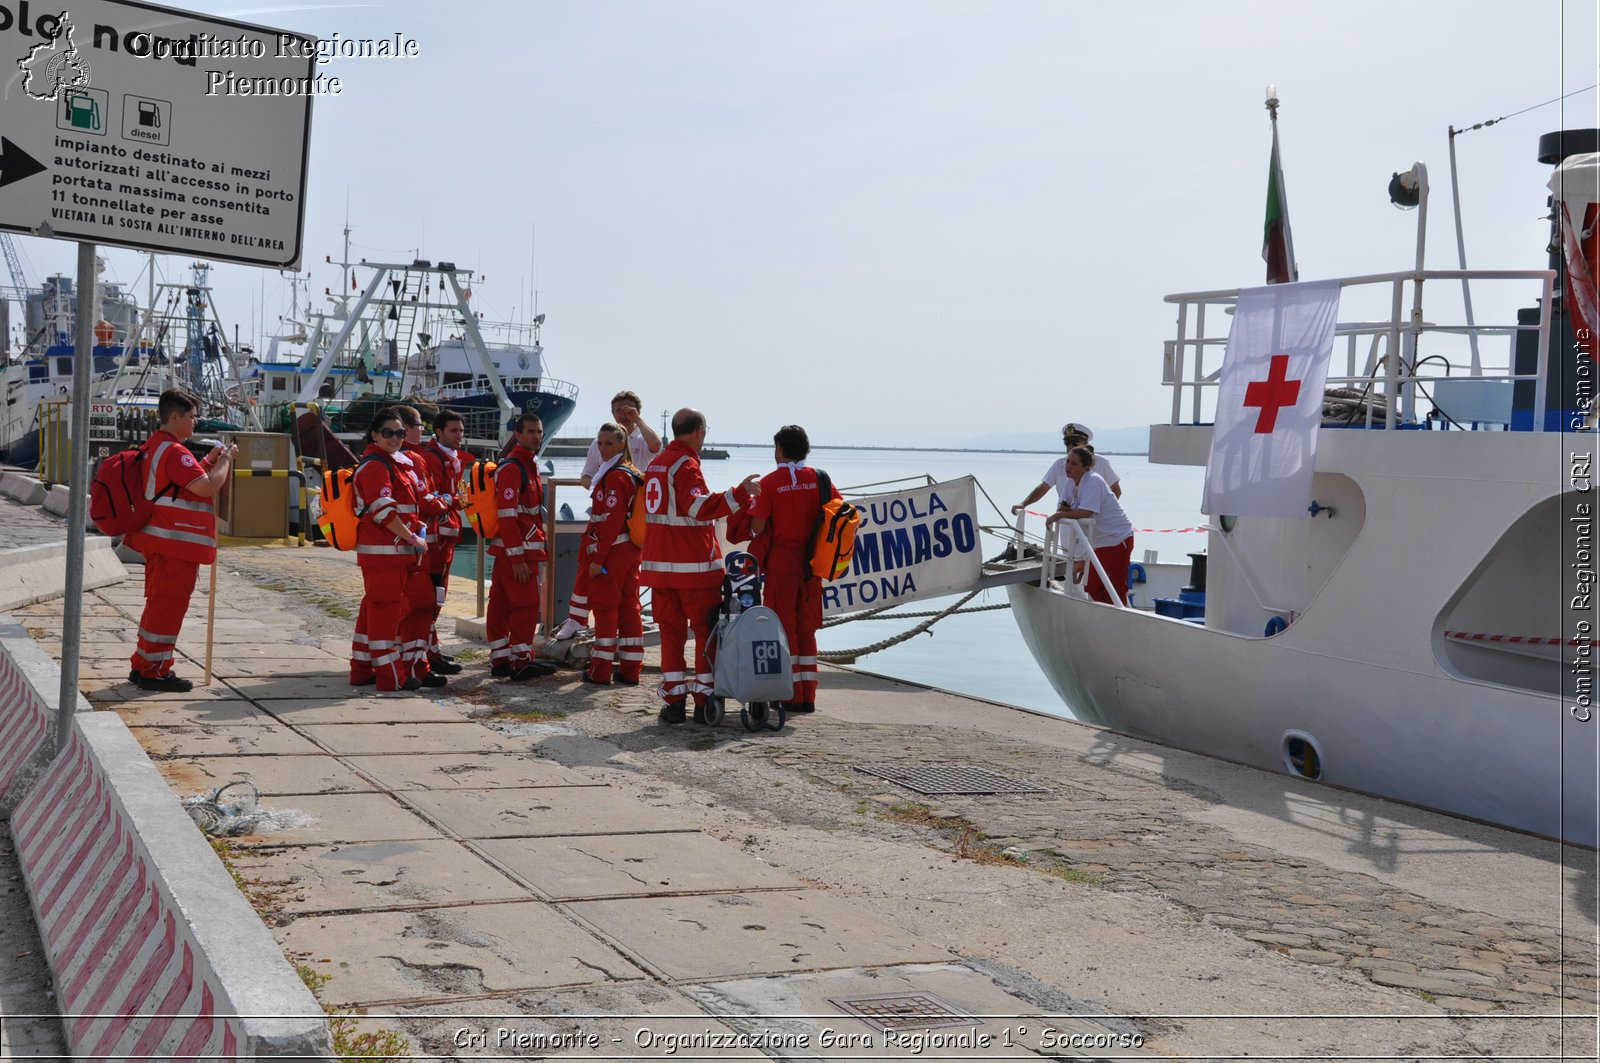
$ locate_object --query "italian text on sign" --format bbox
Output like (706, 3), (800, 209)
(820, 476), (982, 616)
(0, 0), (315, 267)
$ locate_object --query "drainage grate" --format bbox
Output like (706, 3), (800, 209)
(855, 762), (1050, 796)
(829, 992), (976, 1032)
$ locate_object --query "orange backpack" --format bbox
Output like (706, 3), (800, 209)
(809, 470), (860, 581)
(316, 455), (395, 550)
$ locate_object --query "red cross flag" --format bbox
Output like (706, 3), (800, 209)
(1203, 279), (1342, 518)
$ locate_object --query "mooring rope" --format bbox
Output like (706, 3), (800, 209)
(827, 601), (1012, 623)
(819, 590), (984, 660)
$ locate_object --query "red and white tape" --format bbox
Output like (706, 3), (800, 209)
(1444, 631), (1596, 647)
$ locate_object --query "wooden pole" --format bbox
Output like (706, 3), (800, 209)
(204, 559), (218, 685)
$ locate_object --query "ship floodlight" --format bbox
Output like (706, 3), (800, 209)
(1388, 168), (1422, 209)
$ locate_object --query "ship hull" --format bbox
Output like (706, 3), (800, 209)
(1009, 428), (1597, 847)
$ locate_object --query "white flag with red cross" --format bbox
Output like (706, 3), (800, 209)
(1203, 279), (1342, 519)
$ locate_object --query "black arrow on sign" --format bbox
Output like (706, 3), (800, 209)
(0, 137), (46, 189)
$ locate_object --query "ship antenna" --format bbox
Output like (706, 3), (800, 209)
(1444, 84), (1599, 375)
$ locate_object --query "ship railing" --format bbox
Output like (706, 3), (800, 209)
(432, 375), (580, 402)
(1016, 509), (1128, 607)
(1162, 269), (1561, 431)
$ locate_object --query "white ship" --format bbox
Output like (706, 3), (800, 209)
(1010, 128), (1599, 846)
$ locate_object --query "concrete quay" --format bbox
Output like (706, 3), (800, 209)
(1, 490), (1598, 1059)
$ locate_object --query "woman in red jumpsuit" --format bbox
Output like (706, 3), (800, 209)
(581, 423), (644, 686)
(350, 409), (435, 692)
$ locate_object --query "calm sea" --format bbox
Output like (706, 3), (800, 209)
(466, 445), (1209, 719)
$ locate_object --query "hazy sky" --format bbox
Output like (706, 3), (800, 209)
(9, 0), (1598, 446)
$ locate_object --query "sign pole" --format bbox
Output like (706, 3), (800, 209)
(55, 240), (95, 752)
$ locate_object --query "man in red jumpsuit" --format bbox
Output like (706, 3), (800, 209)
(487, 414), (555, 682)
(404, 408), (467, 675)
(127, 389), (237, 692)
(640, 408), (760, 724)
(749, 424), (838, 715)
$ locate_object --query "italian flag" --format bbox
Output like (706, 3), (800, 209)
(1263, 124), (1297, 285)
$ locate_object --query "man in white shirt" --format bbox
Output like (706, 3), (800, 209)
(579, 390), (661, 487)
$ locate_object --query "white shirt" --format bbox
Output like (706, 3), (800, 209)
(1065, 471), (1134, 549)
(581, 426), (654, 482)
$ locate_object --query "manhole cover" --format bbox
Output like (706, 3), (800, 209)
(855, 762), (1049, 795)
(829, 992), (975, 1032)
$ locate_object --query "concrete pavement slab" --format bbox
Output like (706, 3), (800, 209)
(233, 840), (533, 914)
(477, 834), (805, 900)
(155, 754), (375, 796)
(221, 673), (403, 698)
(199, 643), (346, 662)
(230, 792), (441, 845)
(255, 697), (466, 724)
(297, 722), (531, 755)
(356, 753), (599, 791)
(204, 656), (351, 678)
(399, 786), (686, 839)
(685, 962), (1153, 1060)
(81, 677), (240, 703)
(132, 720), (326, 757)
(276, 903), (648, 1007)
(108, 698), (276, 727)
(566, 890), (951, 981)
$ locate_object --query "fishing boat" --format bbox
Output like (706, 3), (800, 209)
(1, 261), (250, 468)
(1009, 127), (1599, 846)
(250, 234), (576, 456)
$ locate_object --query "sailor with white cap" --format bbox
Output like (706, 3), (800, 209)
(1012, 421), (1122, 519)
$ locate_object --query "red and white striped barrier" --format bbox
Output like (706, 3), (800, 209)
(0, 629), (49, 797)
(2, 625), (330, 1060)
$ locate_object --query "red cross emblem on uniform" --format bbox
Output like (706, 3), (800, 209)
(1243, 354), (1302, 434)
(644, 477), (664, 513)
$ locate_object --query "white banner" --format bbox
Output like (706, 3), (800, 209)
(1204, 279), (1342, 519)
(821, 476), (982, 616)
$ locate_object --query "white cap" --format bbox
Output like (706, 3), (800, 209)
(1061, 422), (1094, 443)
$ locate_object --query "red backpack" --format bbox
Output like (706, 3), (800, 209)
(90, 441), (175, 538)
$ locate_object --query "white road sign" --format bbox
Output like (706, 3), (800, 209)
(0, 0), (315, 267)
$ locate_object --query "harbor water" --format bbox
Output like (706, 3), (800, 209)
(458, 444), (1208, 719)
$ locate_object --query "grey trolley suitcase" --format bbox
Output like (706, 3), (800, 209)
(704, 551), (792, 731)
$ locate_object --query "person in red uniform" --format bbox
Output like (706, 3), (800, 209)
(395, 406), (455, 680)
(581, 422), (644, 686)
(394, 406), (451, 686)
(487, 413), (555, 682)
(349, 408), (436, 692)
(748, 424), (838, 715)
(127, 389), (236, 692)
(416, 409), (468, 675)
(556, 389), (664, 642)
(640, 408), (760, 724)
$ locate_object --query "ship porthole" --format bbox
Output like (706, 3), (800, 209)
(1282, 731), (1323, 781)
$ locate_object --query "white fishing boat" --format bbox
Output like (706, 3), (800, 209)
(1, 260), (252, 467)
(249, 230), (577, 453)
(1009, 126), (1599, 846)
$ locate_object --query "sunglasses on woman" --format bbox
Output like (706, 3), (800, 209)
(377, 427), (406, 439)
